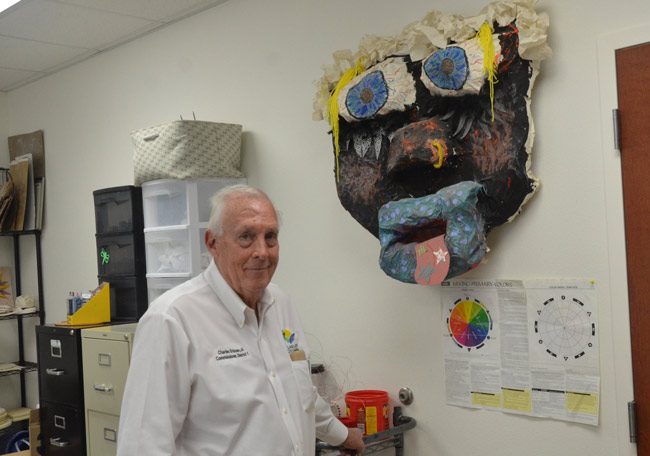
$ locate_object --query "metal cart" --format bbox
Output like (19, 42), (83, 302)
(316, 407), (416, 456)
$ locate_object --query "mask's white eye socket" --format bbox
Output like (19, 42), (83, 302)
(420, 39), (486, 96)
(345, 71), (389, 120)
(423, 46), (469, 90)
(338, 58), (417, 123)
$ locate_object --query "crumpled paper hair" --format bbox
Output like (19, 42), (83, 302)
(313, 0), (551, 122)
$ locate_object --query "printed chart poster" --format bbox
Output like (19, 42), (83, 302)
(441, 279), (599, 426)
(442, 280), (504, 410)
(526, 279), (599, 425)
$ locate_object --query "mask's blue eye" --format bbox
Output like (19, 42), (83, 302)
(345, 71), (389, 120)
(423, 46), (469, 91)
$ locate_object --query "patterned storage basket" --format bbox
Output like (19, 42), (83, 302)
(131, 121), (243, 185)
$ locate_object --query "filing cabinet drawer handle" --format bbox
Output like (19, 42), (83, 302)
(46, 368), (65, 376)
(50, 437), (69, 447)
(93, 383), (114, 393)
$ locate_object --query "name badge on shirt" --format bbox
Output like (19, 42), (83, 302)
(215, 346), (250, 363)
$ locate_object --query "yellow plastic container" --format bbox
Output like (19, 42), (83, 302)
(65, 283), (111, 326)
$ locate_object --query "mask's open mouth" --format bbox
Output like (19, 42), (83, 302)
(400, 219), (447, 243)
(378, 181), (487, 285)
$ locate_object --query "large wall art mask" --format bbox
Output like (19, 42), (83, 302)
(313, 0), (551, 285)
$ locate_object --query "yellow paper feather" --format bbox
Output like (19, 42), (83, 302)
(327, 59), (365, 181)
(477, 22), (498, 121)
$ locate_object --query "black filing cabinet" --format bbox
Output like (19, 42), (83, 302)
(93, 186), (147, 322)
(37, 325), (86, 455)
(41, 403), (85, 455)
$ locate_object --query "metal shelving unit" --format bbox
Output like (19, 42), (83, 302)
(0, 229), (45, 406)
(0, 310), (40, 321)
(316, 407), (416, 456)
(0, 361), (37, 378)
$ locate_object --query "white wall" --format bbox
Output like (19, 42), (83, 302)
(2, 0), (648, 454)
(0, 92), (8, 160)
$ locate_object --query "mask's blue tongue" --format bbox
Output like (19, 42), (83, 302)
(378, 181), (487, 284)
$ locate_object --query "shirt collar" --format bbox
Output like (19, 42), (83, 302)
(204, 260), (275, 328)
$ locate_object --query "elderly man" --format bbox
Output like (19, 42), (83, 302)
(117, 185), (364, 455)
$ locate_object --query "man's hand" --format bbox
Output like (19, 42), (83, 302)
(341, 427), (365, 454)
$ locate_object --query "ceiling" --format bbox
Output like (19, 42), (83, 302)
(0, 0), (229, 92)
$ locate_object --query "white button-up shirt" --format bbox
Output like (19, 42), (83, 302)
(117, 261), (347, 455)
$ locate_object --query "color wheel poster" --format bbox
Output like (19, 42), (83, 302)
(441, 279), (599, 426)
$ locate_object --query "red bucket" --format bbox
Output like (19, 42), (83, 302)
(345, 390), (389, 435)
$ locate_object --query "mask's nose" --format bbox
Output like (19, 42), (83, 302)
(386, 119), (449, 175)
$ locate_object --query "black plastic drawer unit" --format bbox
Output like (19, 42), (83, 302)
(93, 186), (144, 235)
(40, 400), (85, 455)
(98, 274), (148, 322)
(95, 233), (146, 277)
(37, 326), (84, 408)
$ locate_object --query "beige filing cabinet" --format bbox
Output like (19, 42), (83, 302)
(81, 323), (137, 456)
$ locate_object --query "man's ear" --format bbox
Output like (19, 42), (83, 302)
(205, 229), (218, 255)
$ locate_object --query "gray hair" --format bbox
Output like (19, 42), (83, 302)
(207, 184), (280, 235)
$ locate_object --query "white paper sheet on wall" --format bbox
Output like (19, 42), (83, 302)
(441, 278), (599, 426)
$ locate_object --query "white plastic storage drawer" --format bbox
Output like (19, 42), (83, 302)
(144, 228), (193, 275)
(142, 179), (188, 228)
(147, 276), (188, 304)
(196, 177), (246, 223)
(143, 178), (246, 228)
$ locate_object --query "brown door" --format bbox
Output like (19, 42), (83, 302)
(616, 41), (650, 454)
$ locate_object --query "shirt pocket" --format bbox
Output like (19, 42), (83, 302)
(206, 347), (260, 412)
(291, 360), (317, 412)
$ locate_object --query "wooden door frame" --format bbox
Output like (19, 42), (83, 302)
(598, 23), (650, 456)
